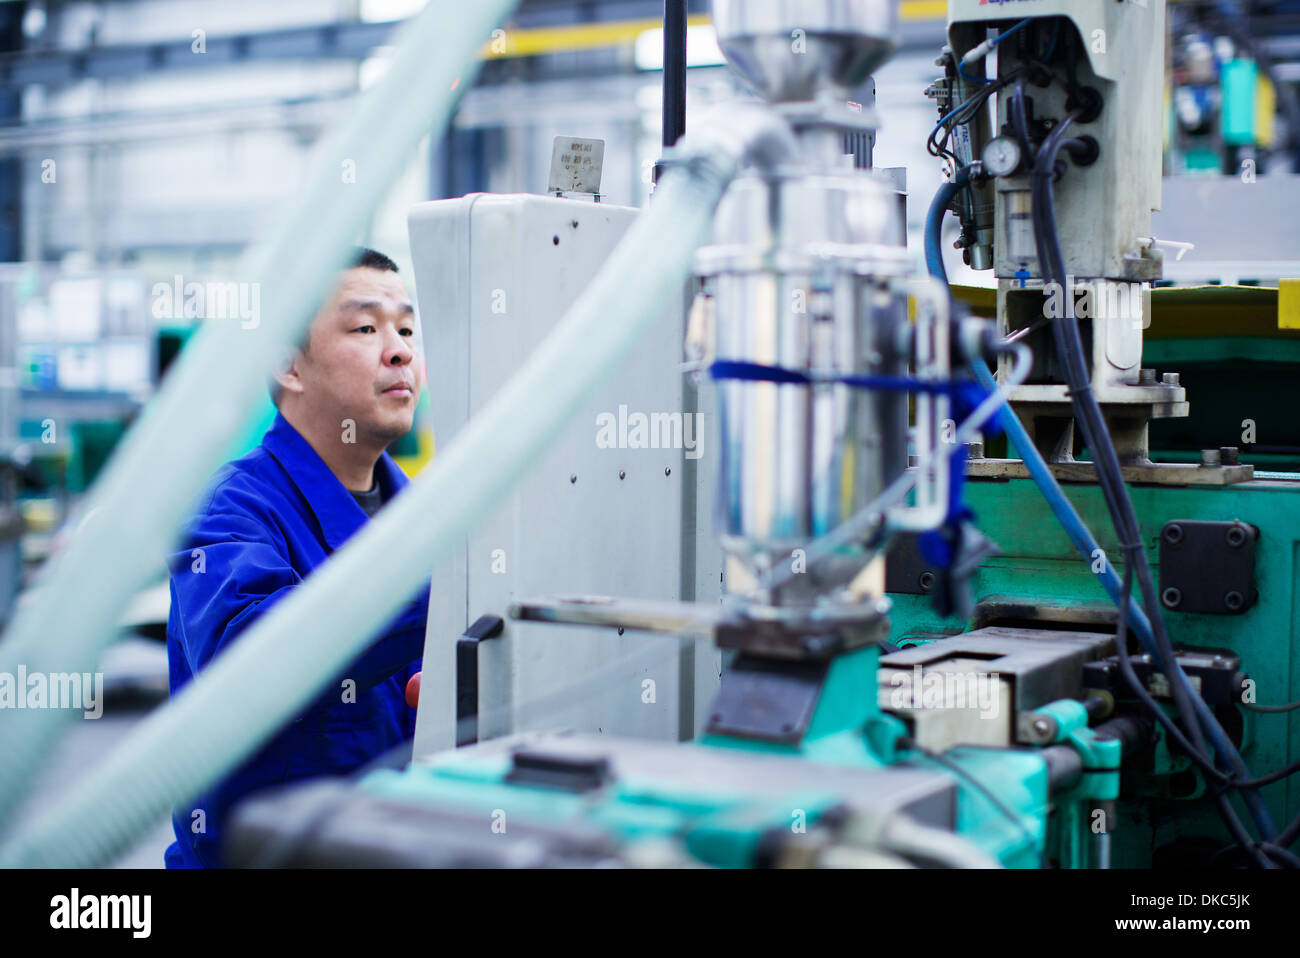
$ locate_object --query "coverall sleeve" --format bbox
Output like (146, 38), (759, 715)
(170, 482), (426, 695)
(322, 585), (428, 695)
(169, 493), (302, 676)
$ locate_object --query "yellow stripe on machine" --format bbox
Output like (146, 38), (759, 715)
(1280, 279), (1300, 330)
(482, 14), (710, 58)
(480, 2), (945, 60)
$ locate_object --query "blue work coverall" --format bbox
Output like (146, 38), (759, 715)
(164, 411), (428, 867)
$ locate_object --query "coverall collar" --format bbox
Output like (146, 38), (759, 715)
(262, 411), (410, 550)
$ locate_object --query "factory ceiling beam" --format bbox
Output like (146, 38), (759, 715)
(0, 19), (395, 85)
(0, 0), (944, 86)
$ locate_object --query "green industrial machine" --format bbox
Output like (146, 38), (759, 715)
(875, 284), (1300, 868)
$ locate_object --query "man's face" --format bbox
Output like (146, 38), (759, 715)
(285, 267), (425, 446)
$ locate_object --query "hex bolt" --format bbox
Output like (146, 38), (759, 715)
(918, 571), (935, 592)
(1161, 372), (1181, 386)
(1163, 523), (1184, 545)
(1139, 368), (1157, 385)
(1225, 524), (1247, 548)
(1199, 448), (1221, 467)
(1224, 591), (1245, 612)
(1162, 586), (1183, 608)
(1219, 446), (1240, 466)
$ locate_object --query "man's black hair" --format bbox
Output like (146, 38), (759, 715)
(352, 247), (399, 273)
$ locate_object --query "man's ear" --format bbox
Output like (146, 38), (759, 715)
(272, 351), (306, 398)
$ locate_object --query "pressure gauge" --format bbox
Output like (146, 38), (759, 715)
(982, 136), (1023, 178)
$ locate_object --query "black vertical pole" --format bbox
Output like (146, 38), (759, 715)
(654, 0), (688, 186)
(0, 3), (25, 262)
(663, 0), (688, 148)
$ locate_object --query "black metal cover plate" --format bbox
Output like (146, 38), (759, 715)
(1158, 520), (1257, 615)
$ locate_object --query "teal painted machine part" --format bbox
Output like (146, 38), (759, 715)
(362, 640), (1051, 868)
(360, 762), (846, 869)
(1033, 700), (1121, 801)
(930, 748), (1048, 869)
(1221, 59), (1258, 146)
(1028, 699), (1122, 868)
(887, 475), (1300, 866)
(698, 645), (892, 767)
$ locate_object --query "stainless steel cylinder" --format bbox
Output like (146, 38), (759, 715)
(696, 172), (912, 596)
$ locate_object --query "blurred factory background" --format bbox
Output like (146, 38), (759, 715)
(3, 0), (1300, 866)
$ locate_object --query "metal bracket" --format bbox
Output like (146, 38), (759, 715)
(704, 654), (829, 745)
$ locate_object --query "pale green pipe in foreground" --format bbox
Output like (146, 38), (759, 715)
(0, 0), (521, 833)
(0, 106), (797, 866)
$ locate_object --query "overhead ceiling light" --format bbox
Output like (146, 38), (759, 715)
(359, 0), (428, 23)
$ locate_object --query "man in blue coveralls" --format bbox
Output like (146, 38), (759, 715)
(164, 248), (429, 867)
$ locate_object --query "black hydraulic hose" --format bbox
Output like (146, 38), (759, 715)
(1030, 125), (1278, 846)
(1116, 556), (1273, 869)
(1114, 553), (1232, 786)
(1034, 125), (1209, 755)
(1279, 810), (1300, 849)
(1092, 713), (1156, 758)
